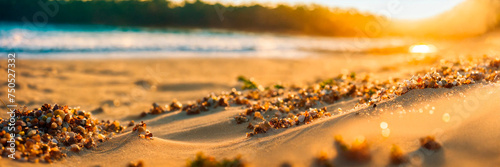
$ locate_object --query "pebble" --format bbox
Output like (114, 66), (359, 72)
(0, 104), (126, 163)
(298, 115), (305, 122)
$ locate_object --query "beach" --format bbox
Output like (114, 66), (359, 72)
(2, 0), (500, 166)
(1, 45), (499, 166)
(0, 53), (412, 120)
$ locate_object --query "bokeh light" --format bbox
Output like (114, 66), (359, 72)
(443, 113), (451, 122)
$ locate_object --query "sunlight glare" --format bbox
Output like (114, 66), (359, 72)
(409, 44), (436, 53)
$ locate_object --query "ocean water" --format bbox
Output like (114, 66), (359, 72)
(0, 22), (409, 59)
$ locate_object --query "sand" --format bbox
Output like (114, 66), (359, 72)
(1, 38), (500, 166)
(52, 84), (500, 167)
(0, 54), (415, 121)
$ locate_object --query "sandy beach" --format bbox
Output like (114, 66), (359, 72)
(1, 45), (499, 166)
(0, 53), (414, 120)
(1, 0), (500, 165)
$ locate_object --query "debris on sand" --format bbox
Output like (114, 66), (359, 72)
(0, 104), (125, 163)
(234, 114), (249, 124)
(132, 121), (153, 140)
(389, 144), (409, 165)
(419, 136), (441, 151)
(186, 152), (246, 167)
(313, 152), (333, 167)
(334, 135), (371, 163)
(141, 57), (500, 138)
(246, 121), (272, 137)
(150, 103), (165, 115)
(128, 160), (145, 167)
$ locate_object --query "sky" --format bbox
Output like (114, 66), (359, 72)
(197, 0), (466, 20)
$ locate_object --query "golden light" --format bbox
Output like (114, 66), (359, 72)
(409, 44), (437, 53)
(382, 128), (391, 137)
(380, 122), (388, 129)
(442, 113), (450, 122)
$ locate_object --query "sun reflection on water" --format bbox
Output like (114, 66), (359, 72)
(409, 44), (437, 53)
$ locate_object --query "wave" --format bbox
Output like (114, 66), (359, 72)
(0, 22), (410, 58)
(0, 46), (257, 54)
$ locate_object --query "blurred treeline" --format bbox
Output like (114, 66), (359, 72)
(0, 0), (383, 36)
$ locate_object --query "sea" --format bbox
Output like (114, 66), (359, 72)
(0, 22), (410, 59)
